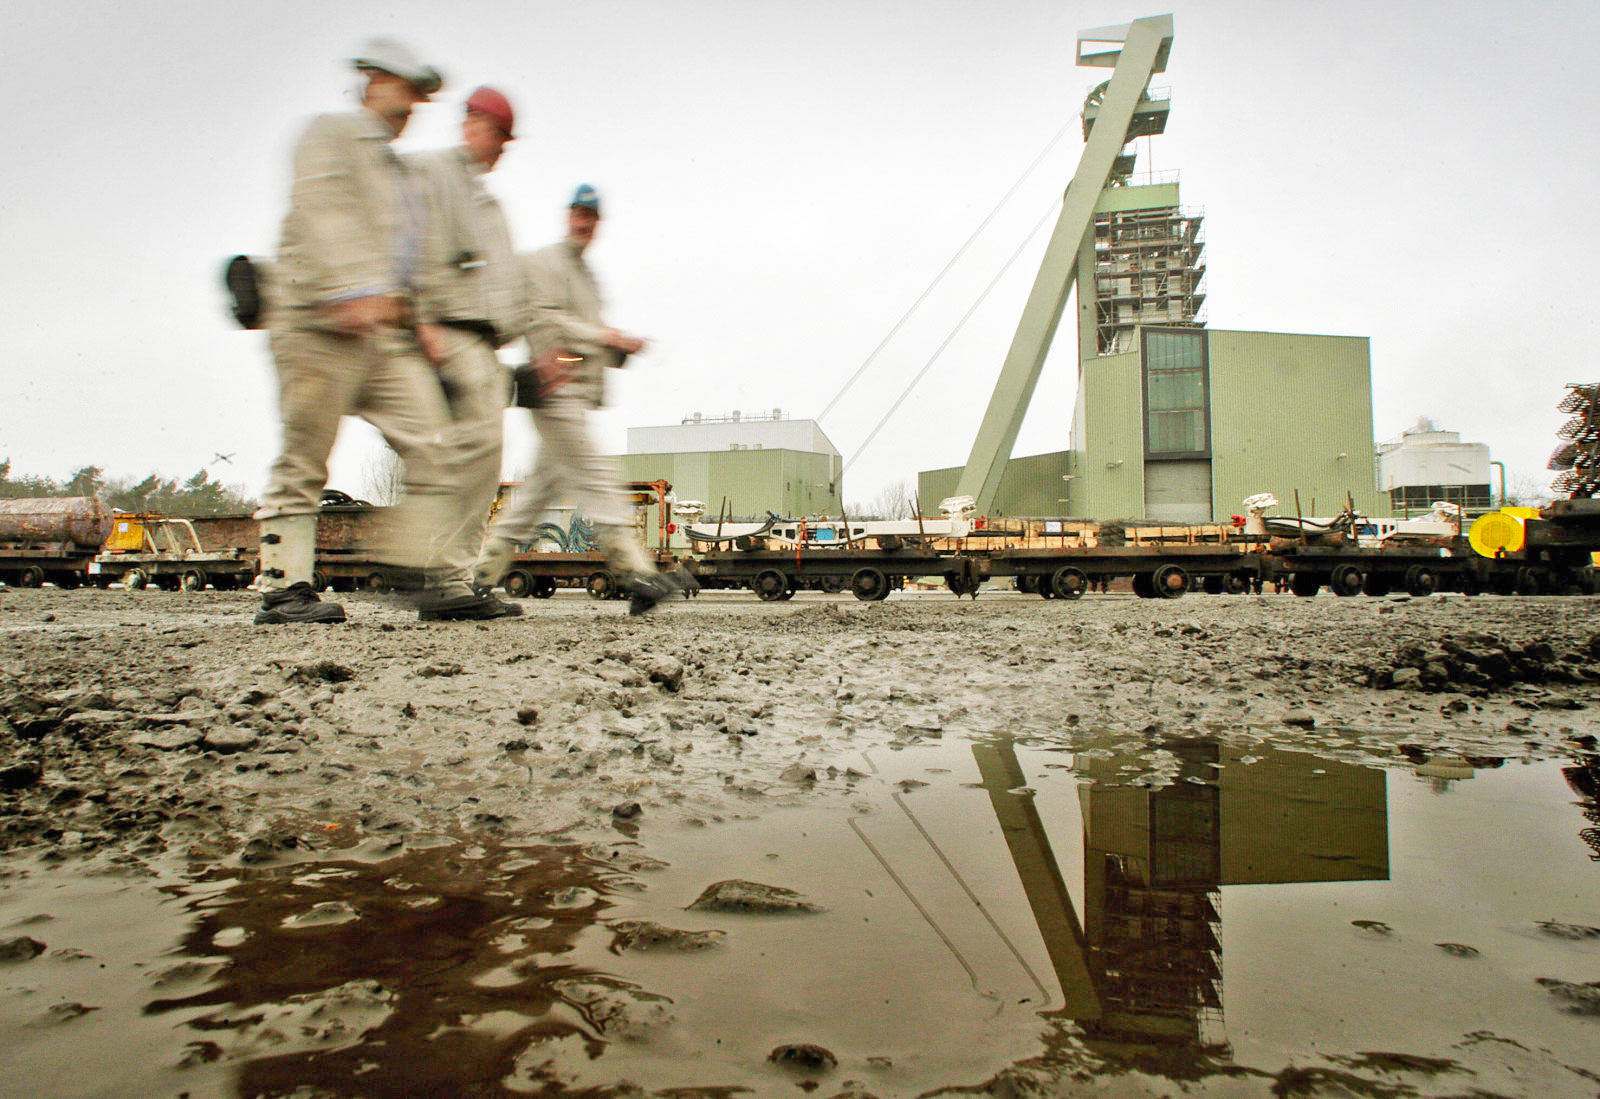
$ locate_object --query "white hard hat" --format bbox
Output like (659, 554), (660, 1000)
(351, 36), (443, 98)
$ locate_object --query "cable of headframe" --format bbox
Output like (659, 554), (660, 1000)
(842, 201), (1058, 473)
(817, 117), (1078, 424)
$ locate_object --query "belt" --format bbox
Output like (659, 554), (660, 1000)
(438, 319), (498, 343)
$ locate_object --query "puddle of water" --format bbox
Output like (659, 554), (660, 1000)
(2, 735), (1598, 1096)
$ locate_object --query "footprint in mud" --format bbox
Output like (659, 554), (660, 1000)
(1435, 942), (1480, 958)
(1352, 920), (1393, 936)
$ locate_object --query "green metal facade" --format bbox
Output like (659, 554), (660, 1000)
(922, 327), (1379, 521)
(1205, 329), (1379, 518)
(1068, 346), (1145, 518)
(622, 449), (842, 521)
(918, 450), (1073, 518)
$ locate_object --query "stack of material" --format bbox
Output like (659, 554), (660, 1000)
(1550, 383), (1600, 498)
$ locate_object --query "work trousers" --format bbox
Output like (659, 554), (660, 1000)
(490, 393), (650, 574)
(429, 325), (508, 586)
(255, 318), (452, 583)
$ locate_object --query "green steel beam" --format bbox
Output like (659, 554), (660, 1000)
(955, 15), (1173, 515)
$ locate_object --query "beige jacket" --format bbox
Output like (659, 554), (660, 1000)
(521, 239), (623, 407)
(274, 109), (415, 318)
(405, 147), (520, 345)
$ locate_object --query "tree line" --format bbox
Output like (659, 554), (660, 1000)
(0, 460), (256, 516)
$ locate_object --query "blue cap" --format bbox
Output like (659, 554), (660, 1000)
(570, 183), (600, 214)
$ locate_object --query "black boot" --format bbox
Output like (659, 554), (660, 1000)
(628, 572), (681, 616)
(255, 582), (346, 624)
(418, 586), (524, 622)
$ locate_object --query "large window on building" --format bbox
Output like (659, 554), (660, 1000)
(1142, 329), (1210, 459)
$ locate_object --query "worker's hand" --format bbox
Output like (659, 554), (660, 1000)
(602, 328), (647, 355)
(327, 295), (402, 335)
(416, 322), (449, 368)
(534, 349), (578, 397)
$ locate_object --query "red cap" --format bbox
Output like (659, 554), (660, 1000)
(465, 86), (514, 137)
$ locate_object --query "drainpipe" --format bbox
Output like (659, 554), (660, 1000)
(1488, 460), (1506, 507)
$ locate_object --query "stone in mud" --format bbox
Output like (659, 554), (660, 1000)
(1535, 978), (1600, 1016)
(552, 976), (674, 1038)
(417, 661), (463, 678)
(1536, 920), (1600, 941)
(202, 727), (259, 754)
(768, 1043), (838, 1072)
(609, 920), (726, 953)
(130, 727), (202, 751)
(689, 879), (821, 915)
(289, 661), (354, 685)
(643, 655), (685, 692)
(1351, 920), (1393, 936)
(612, 801), (643, 820)
(515, 704), (539, 726)
(1436, 942), (1480, 958)
(1282, 713), (1316, 728)
(43, 1001), (98, 1023)
(282, 901), (360, 929)
(0, 936), (47, 961)
(1389, 667), (1422, 690)
(0, 759), (42, 789)
(780, 763), (818, 784)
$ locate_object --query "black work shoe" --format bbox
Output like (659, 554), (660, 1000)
(627, 573), (681, 616)
(418, 589), (524, 622)
(255, 582), (346, 624)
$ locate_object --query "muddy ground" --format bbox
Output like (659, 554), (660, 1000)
(2, 586), (1599, 1097)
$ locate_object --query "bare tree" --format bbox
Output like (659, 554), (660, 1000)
(847, 480), (915, 520)
(361, 446), (405, 506)
(1504, 471), (1555, 508)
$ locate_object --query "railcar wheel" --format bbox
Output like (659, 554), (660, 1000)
(18, 566), (44, 588)
(364, 570), (391, 593)
(1329, 563), (1363, 597)
(122, 568), (148, 590)
(1050, 566), (1088, 600)
(1151, 564), (1188, 599)
(1403, 565), (1437, 597)
(850, 567), (889, 602)
(1130, 572), (1156, 598)
(532, 576), (558, 599)
(180, 568), (207, 592)
(503, 570), (533, 598)
(1039, 581), (1057, 599)
(587, 571), (615, 600)
(1290, 572), (1323, 597)
(1224, 574), (1251, 595)
(752, 569), (789, 602)
(1514, 567), (1543, 596)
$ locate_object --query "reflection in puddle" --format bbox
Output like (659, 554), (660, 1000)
(2, 738), (1599, 1096)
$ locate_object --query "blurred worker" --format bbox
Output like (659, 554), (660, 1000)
(474, 185), (678, 614)
(404, 85), (523, 620)
(254, 37), (456, 624)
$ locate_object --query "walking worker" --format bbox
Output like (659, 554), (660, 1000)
(474, 185), (679, 614)
(403, 85), (524, 620)
(254, 37), (458, 624)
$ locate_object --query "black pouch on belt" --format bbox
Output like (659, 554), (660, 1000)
(512, 362), (544, 410)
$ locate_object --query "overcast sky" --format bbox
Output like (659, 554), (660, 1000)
(3, 1), (1596, 508)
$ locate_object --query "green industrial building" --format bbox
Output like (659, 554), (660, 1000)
(926, 19), (1382, 523)
(921, 323), (1380, 521)
(622, 411), (843, 526)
